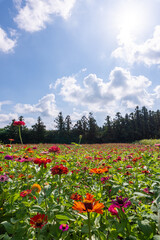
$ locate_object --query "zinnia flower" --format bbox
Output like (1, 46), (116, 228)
(31, 183), (41, 193)
(48, 145), (60, 153)
(108, 204), (119, 216)
(34, 158), (52, 168)
(30, 213), (48, 229)
(5, 144), (11, 147)
(13, 121), (25, 126)
(90, 167), (108, 174)
(143, 188), (152, 194)
(9, 139), (14, 141)
(0, 174), (9, 182)
(101, 176), (110, 184)
(4, 155), (13, 160)
(20, 189), (32, 197)
(50, 164), (68, 175)
(15, 157), (33, 162)
(59, 224), (69, 231)
(108, 204), (125, 217)
(72, 193), (104, 214)
(70, 193), (82, 201)
(111, 196), (131, 208)
(141, 170), (150, 174)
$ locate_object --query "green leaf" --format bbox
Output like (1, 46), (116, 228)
(138, 220), (153, 237)
(126, 236), (137, 240)
(81, 224), (89, 233)
(55, 214), (71, 220)
(75, 212), (88, 220)
(0, 233), (11, 240)
(12, 193), (19, 203)
(134, 192), (148, 197)
(1, 221), (13, 234)
(31, 205), (45, 213)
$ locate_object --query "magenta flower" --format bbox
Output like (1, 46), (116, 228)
(108, 204), (125, 216)
(4, 155), (13, 160)
(101, 176), (110, 184)
(15, 157), (33, 162)
(0, 174), (9, 182)
(143, 188), (152, 194)
(111, 196), (131, 208)
(59, 224), (69, 231)
(126, 165), (132, 168)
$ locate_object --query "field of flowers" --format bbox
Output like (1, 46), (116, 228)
(1, 141), (160, 240)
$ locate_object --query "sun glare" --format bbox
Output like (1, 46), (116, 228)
(113, 2), (149, 42)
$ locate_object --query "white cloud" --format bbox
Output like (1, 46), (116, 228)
(112, 25), (160, 66)
(14, 0), (76, 32)
(70, 110), (89, 121)
(54, 67), (154, 113)
(23, 117), (36, 126)
(0, 28), (17, 53)
(0, 101), (12, 111)
(154, 85), (160, 98)
(0, 113), (18, 128)
(14, 93), (59, 117)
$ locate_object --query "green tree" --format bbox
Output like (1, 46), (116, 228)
(32, 117), (46, 143)
(87, 112), (98, 143)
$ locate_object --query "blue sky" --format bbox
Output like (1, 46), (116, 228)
(1, 0), (160, 129)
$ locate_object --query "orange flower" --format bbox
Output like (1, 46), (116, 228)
(90, 167), (108, 174)
(61, 160), (67, 163)
(72, 193), (104, 214)
(31, 183), (41, 193)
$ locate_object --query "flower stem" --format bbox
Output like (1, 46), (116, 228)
(41, 165), (47, 211)
(87, 212), (91, 240)
(58, 175), (61, 203)
(18, 126), (23, 144)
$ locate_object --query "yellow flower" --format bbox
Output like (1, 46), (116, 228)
(31, 183), (41, 193)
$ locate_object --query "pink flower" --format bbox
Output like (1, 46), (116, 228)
(59, 224), (69, 231)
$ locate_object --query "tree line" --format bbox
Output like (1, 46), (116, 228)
(0, 106), (160, 144)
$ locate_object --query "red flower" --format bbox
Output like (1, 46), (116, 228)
(34, 158), (52, 168)
(30, 213), (48, 229)
(50, 164), (68, 175)
(142, 170), (150, 174)
(48, 145), (60, 153)
(13, 121), (25, 126)
(70, 193), (82, 201)
(20, 189), (32, 197)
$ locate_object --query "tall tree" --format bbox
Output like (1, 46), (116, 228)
(32, 117), (46, 143)
(65, 115), (72, 133)
(87, 112), (98, 143)
(54, 112), (65, 133)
